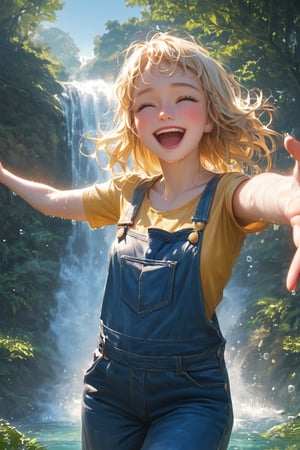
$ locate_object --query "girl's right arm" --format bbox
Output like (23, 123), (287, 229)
(0, 162), (87, 221)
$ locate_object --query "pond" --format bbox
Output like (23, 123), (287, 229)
(19, 417), (299, 450)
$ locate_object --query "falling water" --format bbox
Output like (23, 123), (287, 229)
(47, 80), (280, 423)
(48, 80), (115, 420)
(23, 80), (299, 448)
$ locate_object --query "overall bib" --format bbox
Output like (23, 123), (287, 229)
(82, 176), (233, 450)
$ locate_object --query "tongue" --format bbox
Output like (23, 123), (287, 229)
(157, 131), (183, 147)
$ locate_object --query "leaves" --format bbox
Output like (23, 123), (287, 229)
(125, 0), (300, 138)
(0, 334), (34, 361)
(0, 419), (46, 450)
(0, 0), (64, 42)
(0, 7), (70, 418)
(261, 414), (300, 441)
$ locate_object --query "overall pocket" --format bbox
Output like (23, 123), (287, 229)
(120, 255), (177, 316)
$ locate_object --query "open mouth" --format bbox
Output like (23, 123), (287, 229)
(154, 127), (185, 148)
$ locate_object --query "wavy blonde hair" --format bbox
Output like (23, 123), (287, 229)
(94, 32), (280, 175)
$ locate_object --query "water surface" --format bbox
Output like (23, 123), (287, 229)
(21, 419), (298, 449)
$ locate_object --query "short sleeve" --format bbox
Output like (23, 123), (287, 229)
(82, 173), (148, 228)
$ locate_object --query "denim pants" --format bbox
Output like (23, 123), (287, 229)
(82, 176), (233, 449)
(82, 345), (233, 449)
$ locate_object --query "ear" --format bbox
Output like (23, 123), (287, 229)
(204, 105), (217, 134)
(203, 117), (214, 134)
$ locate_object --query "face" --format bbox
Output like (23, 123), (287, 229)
(131, 64), (213, 165)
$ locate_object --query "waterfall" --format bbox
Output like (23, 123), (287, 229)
(45, 80), (281, 425)
(48, 80), (115, 421)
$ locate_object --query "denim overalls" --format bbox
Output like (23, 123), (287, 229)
(82, 176), (233, 450)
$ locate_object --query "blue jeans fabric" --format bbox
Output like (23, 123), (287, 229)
(81, 176), (233, 449)
(82, 347), (233, 449)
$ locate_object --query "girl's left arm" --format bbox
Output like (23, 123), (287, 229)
(233, 135), (300, 291)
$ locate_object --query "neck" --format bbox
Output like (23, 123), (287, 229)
(159, 160), (211, 198)
(149, 160), (214, 211)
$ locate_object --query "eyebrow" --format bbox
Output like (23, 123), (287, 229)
(134, 82), (200, 99)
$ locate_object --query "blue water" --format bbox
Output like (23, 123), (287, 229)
(20, 420), (299, 449)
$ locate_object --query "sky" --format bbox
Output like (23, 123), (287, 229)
(49, 0), (142, 58)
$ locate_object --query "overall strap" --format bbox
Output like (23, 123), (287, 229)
(118, 176), (161, 226)
(118, 174), (220, 227)
(192, 175), (221, 224)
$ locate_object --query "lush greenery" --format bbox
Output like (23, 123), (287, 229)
(33, 27), (81, 79)
(261, 414), (300, 443)
(0, 0), (300, 446)
(82, 1), (300, 413)
(0, 419), (46, 450)
(0, 0), (71, 425)
(83, 0), (300, 144)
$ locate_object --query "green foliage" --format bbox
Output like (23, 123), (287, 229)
(80, 18), (153, 80)
(283, 336), (300, 353)
(0, 419), (46, 450)
(250, 296), (300, 339)
(126, 0), (300, 139)
(249, 293), (300, 370)
(0, 0), (63, 42)
(232, 290), (300, 411)
(0, 0), (299, 421)
(0, 335), (34, 361)
(0, 186), (70, 416)
(0, 2), (71, 419)
(261, 414), (300, 443)
(34, 27), (81, 79)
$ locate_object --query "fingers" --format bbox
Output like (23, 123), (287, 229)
(284, 135), (300, 162)
(286, 246), (300, 292)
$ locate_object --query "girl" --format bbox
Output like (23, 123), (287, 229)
(1, 32), (300, 449)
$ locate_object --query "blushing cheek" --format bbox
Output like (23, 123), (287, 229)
(183, 104), (206, 124)
(134, 115), (147, 136)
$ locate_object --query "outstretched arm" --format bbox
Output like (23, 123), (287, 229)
(233, 135), (300, 291)
(0, 162), (87, 221)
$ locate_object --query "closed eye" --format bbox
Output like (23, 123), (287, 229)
(177, 96), (198, 103)
(136, 103), (155, 112)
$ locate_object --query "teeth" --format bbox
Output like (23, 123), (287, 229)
(155, 128), (185, 136)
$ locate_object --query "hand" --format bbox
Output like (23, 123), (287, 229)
(284, 135), (300, 291)
(0, 161), (6, 183)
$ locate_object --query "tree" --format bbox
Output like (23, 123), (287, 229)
(0, 0), (63, 42)
(34, 27), (81, 78)
(124, 0), (300, 413)
(127, 0), (300, 136)
(80, 18), (153, 80)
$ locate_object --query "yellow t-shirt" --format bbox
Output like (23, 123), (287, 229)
(82, 172), (268, 319)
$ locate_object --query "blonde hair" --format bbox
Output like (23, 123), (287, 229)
(94, 32), (279, 175)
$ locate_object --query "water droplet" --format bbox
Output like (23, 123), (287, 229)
(263, 353), (270, 360)
(246, 255), (253, 262)
(288, 384), (295, 393)
(19, 229), (25, 235)
(291, 290), (296, 296)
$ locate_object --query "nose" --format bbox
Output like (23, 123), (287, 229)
(159, 106), (174, 121)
